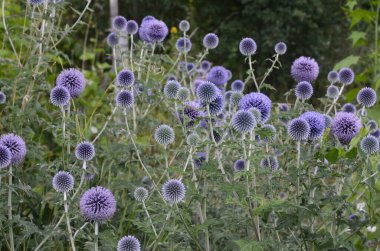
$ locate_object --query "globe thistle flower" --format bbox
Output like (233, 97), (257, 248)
(231, 80), (245, 92)
(142, 15), (156, 23)
(52, 171), (74, 193)
(203, 33), (219, 49)
(300, 111), (325, 140)
(360, 135), (379, 155)
(206, 66), (228, 86)
(210, 130), (222, 143)
(162, 179), (186, 204)
(142, 19), (168, 43)
(239, 92), (272, 123)
(167, 75), (177, 82)
(233, 159), (245, 172)
(367, 120), (378, 131)
(177, 87), (190, 101)
(230, 91), (243, 107)
(116, 90), (134, 109)
(342, 103), (356, 114)
(179, 20), (190, 32)
(56, 68), (86, 98)
(231, 110), (257, 134)
(79, 186), (116, 222)
(50, 86), (71, 107)
(291, 56), (319, 82)
(338, 67), (355, 85)
(193, 152), (206, 168)
(200, 60), (211, 72)
(295, 81), (313, 101)
(328, 71), (339, 84)
(133, 187), (148, 202)
(324, 114), (332, 128)
(117, 69), (135, 87)
(261, 124), (277, 142)
(106, 32), (119, 46)
(187, 63), (195, 73)
(117, 235), (141, 251)
(164, 80), (181, 99)
(75, 141), (95, 161)
(196, 81), (219, 103)
(0, 145), (11, 169)
(357, 87), (377, 108)
(287, 118), (311, 141)
(274, 42), (287, 55)
(187, 133), (200, 147)
(126, 20), (139, 35)
(278, 103), (290, 112)
(28, 0), (43, 5)
(182, 101), (203, 122)
(331, 112), (362, 145)
(201, 94), (224, 115)
(84, 172), (96, 182)
(112, 16), (127, 31)
(154, 124), (175, 146)
(371, 129), (380, 138)
(260, 156), (279, 171)
(0, 133), (26, 165)
(326, 85), (339, 99)
(239, 38), (257, 56)
(0, 91), (6, 104)
(176, 37), (192, 53)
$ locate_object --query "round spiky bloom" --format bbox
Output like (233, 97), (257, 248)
(28, 0), (43, 5)
(324, 115), (332, 128)
(106, 32), (119, 46)
(164, 80), (181, 99)
(75, 141), (95, 161)
(261, 124), (277, 142)
(177, 87), (190, 101)
(0, 133), (26, 165)
(183, 101), (203, 121)
(56, 68), (86, 98)
(187, 63), (195, 73)
(239, 92), (272, 123)
(331, 112), (362, 145)
(295, 81), (313, 101)
(328, 71), (339, 84)
(154, 124), (175, 146)
(300, 111), (325, 140)
(187, 133), (200, 146)
(179, 20), (190, 32)
(79, 186), (116, 222)
(231, 80), (245, 92)
(357, 87), (377, 108)
(162, 179), (186, 204)
(196, 81), (219, 103)
(0, 91), (6, 104)
(360, 135), (379, 155)
(231, 110), (257, 134)
(342, 103), (356, 114)
(338, 67), (355, 85)
(367, 120), (378, 131)
(239, 38), (257, 56)
(371, 129), (380, 138)
(52, 171), (74, 193)
(201, 94), (224, 115)
(230, 91), (243, 107)
(117, 235), (141, 251)
(291, 56), (319, 82)
(126, 20), (139, 35)
(143, 19), (168, 43)
(200, 60), (211, 72)
(112, 16), (127, 31)
(326, 85), (339, 99)
(210, 130), (222, 143)
(203, 33), (219, 49)
(193, 152), (206, 168)
(287, 118), (311, 141)
(117, 69), (135, 87)
(133, 187), (148, 202)
(167, 75), (177, 82)
(260, 156), (279, 171)
(115, 90), (134, 108)
(274, 42), (287, 55)
(0, 145), (11, 169)
(206, 66), (228, 86)
(278, 103), (290, 112)
(233, 159), (245, 172)
(50, 86), (71, 107)
(176, 37), (192, 53)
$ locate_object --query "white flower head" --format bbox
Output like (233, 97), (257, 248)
(356, 202), (366, 213)
(366, 226), (377, 233)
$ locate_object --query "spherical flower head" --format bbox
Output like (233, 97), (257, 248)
(328, 71), (339, 84)
(331, 112), (362, 145)
(52, 171), (74, 193)
(203, 33), (219, 49)
(342, 103), (356, 114)
(201, 94), (224, 115)
(162, 179), (186, 204)
(143, 19), (168, 43)
(167, 75), (177, 82)
(142, 15), (156, 23)
(200, 60), (211, 72)
(75, 141), (95, 161)
(79, 186), (116, 222)
(193, 152), (206, 168)
(28, 0), (43, 5)
(326, 85), (339, 99)
(233, 159), (245, 172)
(300, 111), (325, 140)
(287, 118), (311, 141)
(295, 81), (313, 101)
(278, 103), (290, 112)
(117, 69), (135, 87)
(134, 187), (148, 202)
(116, 90), (134, 109)
(0, 145), (11, 169)
(112, 16), (127, 31)
(176, 87), (190, 102)
(338, 68), (355, 85)
(357, 87), (377, 108)
(164, 80), (181, 99)
(239, 38), (257, 56)
(0, 91), (6, 104)
(360, 135), (379, 155)
(187, 63), (195, 73)
(186, 133), (200, 147)
(117, 235), (141, 251)
(274, 42), (287, 55)
(231, 80), (244, 92)
(260, 156), (279, 171)
(230, 91), (243, 107)
(106, 32), (119, 46)
(261, 124), (277, 142)
(56, 68), (86, 98)
(291, 56), (319, 82)
(324, 114), (332, 128)
(196, 81), (219, 103)
(367, 120), (378, 131)
(371, 129), (380, 138)
(126, 20), (139, 35)
(154, 124), (175, 146)
(50, 86), (71, 107)
(206, 66), (228, 86)
(0, 133), (26, 165)
(239, 92), (272, 123)
(176, 37), (192, 53)
(231, 110), (257, 134)
(179, 20), (190, 32)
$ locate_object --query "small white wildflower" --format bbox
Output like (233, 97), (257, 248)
(366, 226), (376, 233)
(356, 202), (366, 212)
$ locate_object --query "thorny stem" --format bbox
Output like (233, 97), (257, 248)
(71, 162), (86, 201)
(8, 165), (14, 251)
(248, 55), (260, 93)
(63, 192), (76, 251)
(142, 202), (158, 237)
(94, 222), (99, 251)
(137, 47), (145, 81)
(92, 107), (117, 144)
(259, 54), (279, 88)
(164, 146), (170, 178)
(33, 214), (65, 251)
(145, 44), (156, 84)
(112, 47), (118, 75)
(130, 35), (134, 72)
(296, 141), (301, 198)
(73, 222), (89, 239)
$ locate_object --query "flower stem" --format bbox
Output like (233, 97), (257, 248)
(63, 192), (76, 251)
(326, 84), (345, 115)
(142, 202), (158, 237)
(248, 55), (260, 93)
(94, 222), (98, 251)
(8, 165), (14, 251)
(130, 35), (134, 72)
(296, 141), (301, 198)
(92, 107), (117, 144)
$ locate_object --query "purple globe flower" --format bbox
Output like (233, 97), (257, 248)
(75, 141), (95, 161)
(210, 130), (222, 143)
(206, 66), (228, 86)
(106, 32), (119, 46)
(278, 103), (290, 112)
(179, 20), (190, 32)
(295, 81), (313, 101)
(239, 92), (272, 123)
(193, 78), (204, 93)
(167, 75), (177, 82)
(328, 71), (339, 84)
(79, 186), (116, 222)
(367, 120), (378, 131)
(164, 80), (181, 99)
(117, 69), (135, 87)
(233, 159), (245, 172)
(342, 103), (356, 114)
(154, 124), (175, 146)
(338, 68), (355, 85)
(239, 38), (257, 56)
(231, 80), (245, 92)
(201, 94), (224, 115)
(371, 129), (380, 138)
(331, 112), (362, 145)
(0, 133), (26, 165)
(28, 0), (43, 5)
(193, 152), (206, 168)
(230, 91), (243, 107)
(260, 156), (279, 171)
(326, 85), (339, 99)
(200, 60), (211, 72)
(187, 63), (195, 73)
(134, 187), (148, 202)
(142, 19), (168, 43)
(0, 145), (11, 169)
(203, 33), (219, 49)
(126, 20), (139, 35)
(56, 68), (86, 98)
(177, 87), (190, 101)
(291, 56), (319, 82)
(300, 111), (325, 140)
(112, 16), (127, 31)
(117, 235), (141, 251)
(116, 90), (134, 108)
(186, 133), (200, 147)
(0, 91), (6, 104)
(287, 118), (310, 141)
(176, 37), (192, 53)
(274, 42), (287, 55)
(162, 179), (186, 204)
(360, 135), (379, 155)
(142, 15), (156, 23)
(231, 110), (257, 134)
(357, 87), (377, 108)
(52, 171), (74, 193)
(196, 81), (219, 103)
(50, 86), (71, 107)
